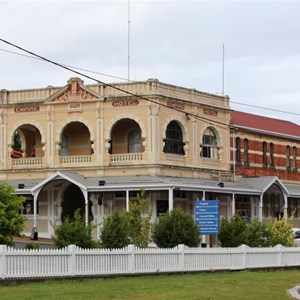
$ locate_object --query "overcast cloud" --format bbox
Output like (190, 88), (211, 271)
(1, 0), (300, 123)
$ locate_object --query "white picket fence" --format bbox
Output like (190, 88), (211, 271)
(1, 244), (300, 279)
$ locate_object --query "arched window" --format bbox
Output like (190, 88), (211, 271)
(262, 141), (268, 167)
(270, 142), (274, 168)
(163, 121), (185, 155)
(293, 146), (297, 171)
(244, 138), (249, 165)
(60, 133), (69, 156)
(235, 137), (241, 164)
(128, 129), (142, 153)
(201, 128), (218, 159)
(286, 145), (291, 170)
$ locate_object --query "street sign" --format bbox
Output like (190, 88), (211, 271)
(195, 200), (219, 235)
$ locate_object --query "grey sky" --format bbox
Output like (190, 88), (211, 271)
(1, 0), (300, 123)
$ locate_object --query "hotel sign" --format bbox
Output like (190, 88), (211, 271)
(203, 109), (218, 116)
(167, 101), (185, 110)
(14, 106), (40, 113)
(112, 100), (139, 107)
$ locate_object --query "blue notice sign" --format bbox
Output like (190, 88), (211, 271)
(195, 200), (219, 235)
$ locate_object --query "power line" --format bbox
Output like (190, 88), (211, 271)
(0, 38), (230, 130)
(0, 48), (128, 82)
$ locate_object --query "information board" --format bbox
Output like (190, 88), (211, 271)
(195, 200), (219, 235)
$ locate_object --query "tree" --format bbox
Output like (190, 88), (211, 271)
(100, 210), (129, 248)
(218, 214), (249, 247)
(152, 208), (201, 248)
(52, 209), (96, 248)
(125, 188), (153, 248)
(0, 182), (26, 246)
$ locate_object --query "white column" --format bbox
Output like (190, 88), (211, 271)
(33, 192), (38, 228)
(82, 189), (88, 225)
(258, 194), (263, 221)
(168, 188), (174, 211)
(283, 193), (288, 220)
(126, 190), (130, 211)
(231, 193), (236, 217)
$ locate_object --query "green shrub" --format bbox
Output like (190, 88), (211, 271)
(247, 218), (271, 247)
(218, 214), (249, 247)
(125, 189), (153, 248)
(100, 210), (129, 248)
(152, 208), (201, 248)
(267, 217), (295, 247)
(25, 243), (40, 250)
(52, 209), (96, 248)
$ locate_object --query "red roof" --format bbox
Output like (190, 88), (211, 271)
(230, 111), (300, 138)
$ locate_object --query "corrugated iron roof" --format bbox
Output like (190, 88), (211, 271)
(231, 111), (300, 138)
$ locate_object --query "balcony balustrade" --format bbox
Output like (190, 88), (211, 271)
(110, 153), (143, 165)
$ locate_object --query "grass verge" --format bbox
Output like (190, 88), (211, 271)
(0, 269), (299, 300)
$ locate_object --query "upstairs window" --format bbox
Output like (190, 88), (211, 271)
(201, 127), (218, 159)
(128, 129), (142, 153)
(163, 121), (185, 155)
(286, 145), (291, 170)
(60, 133), (69, 156)
(235, 137), (241, 164)
(262, 142), (268, 167)
(293, 146), (297, 171)
(244, 138), (249, 165)
(270, 143), (275, 168)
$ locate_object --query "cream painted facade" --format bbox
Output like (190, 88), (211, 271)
(0, 77), (257, 241)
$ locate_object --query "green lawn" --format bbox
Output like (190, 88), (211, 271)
(0, 270), (299, 300)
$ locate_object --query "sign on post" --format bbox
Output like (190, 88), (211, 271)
(195, 200), (219, 235)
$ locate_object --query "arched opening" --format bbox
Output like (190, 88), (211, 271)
(60, 122), (92, 156)
(263, 184), (285, 219)
(163, 120), (185, 155)
(61, 184), (93, 222)
(11, 124), (43, 158)
(110, 119), (144, 154)
(201, 127), (218, 159)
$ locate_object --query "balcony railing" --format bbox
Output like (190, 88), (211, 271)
(12, 157), (43, 168)
(60, 155), (92, 166)
(165, 153), (186, 165)
(110, 153), (143, 165)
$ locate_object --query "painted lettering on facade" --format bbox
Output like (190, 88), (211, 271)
(14, 106), (40, 113)
(203, 109), (218, 116)
(68, 103), (82, 113)
(167, 101), (185, 110)
(112, 100), (139, 107)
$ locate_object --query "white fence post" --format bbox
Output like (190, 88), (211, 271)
(275, 244), (282, 267)
(240, 244), (248, 269)
(127, 245), (135, 273)
(0, 245), (7, 279)
(178, 244), (185, 271)
(68, 245), (77, 276)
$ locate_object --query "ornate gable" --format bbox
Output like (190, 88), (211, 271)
(47, 77), (99, 102)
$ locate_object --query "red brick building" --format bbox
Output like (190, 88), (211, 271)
(231, 111), (300, 225)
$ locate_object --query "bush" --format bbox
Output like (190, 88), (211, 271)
(267, 217), (295, 247)
(247, 218), (271, 247)
(125, 189), (153, 248)
(100, 210), (129, 248)
(25, 243), (40, 250)
(219, 214), (249, 247)
(152, 208), (201, 248)
(52, 209), (96, 248)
